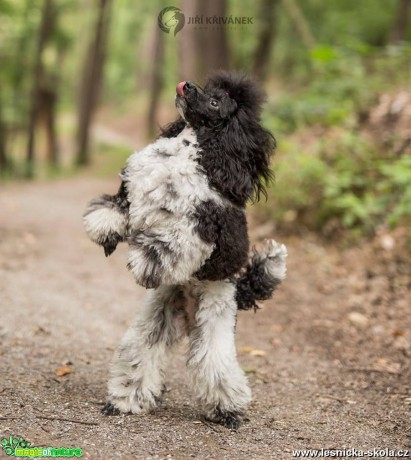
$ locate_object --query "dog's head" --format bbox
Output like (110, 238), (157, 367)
(175, 72), (266, 129)
(174, 72), (276, 204)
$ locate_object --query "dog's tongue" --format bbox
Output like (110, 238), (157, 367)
(176, 81), (186, 97)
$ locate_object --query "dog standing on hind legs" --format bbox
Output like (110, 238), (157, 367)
(83, 72), (287, 429)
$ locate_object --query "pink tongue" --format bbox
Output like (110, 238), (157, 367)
(176, 81), (186, 97)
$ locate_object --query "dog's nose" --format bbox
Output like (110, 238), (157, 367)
(176, 81), (195, 97)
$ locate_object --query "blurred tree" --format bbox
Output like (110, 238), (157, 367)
(26, 0), (55, 177)
(179, 0), (229, 81)
(0, 103), (7, 171)
(179, 0), (198, 80)
(197, 0), (229, 75)
(147, 25), (165, 137)
(76, 0), (112, 165)
(389, 0), (411, 43)
(252, 0), (279, 82)
(281, 0), (315, 50)
(39, 75), (59, 166)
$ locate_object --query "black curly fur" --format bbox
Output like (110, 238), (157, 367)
(159, 118), (187, 138)
(235, 251), (283, 311)
(193, 200), (249, 281)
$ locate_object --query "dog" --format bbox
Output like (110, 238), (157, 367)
(83, 72), (287, 429)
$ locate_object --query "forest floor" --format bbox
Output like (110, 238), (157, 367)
(0, 177), (410, 459)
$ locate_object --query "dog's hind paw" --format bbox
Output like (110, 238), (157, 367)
(101, 402), (121, 416)
(206, 408), (242, 430)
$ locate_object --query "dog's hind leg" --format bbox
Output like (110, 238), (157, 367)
(102, 285), (186, 416)
(187, 280), (251, 429)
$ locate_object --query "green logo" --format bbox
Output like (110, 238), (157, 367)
(1, 437), (30, 456)
(1, 436), (82, 458)
(158, 6), (185, 36)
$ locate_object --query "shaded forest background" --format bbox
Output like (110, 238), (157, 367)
(0, 0), (410, 240)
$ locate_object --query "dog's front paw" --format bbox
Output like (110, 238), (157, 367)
(101, 401), (121, 416)
(101, 232), (123, 257)
(83, 198), (127, 251)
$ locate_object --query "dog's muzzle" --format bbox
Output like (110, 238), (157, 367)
(175, 81), (198, 118)
(176, 81), (196, 97)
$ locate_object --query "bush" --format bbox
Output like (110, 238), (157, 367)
(263, 129), (411, 236)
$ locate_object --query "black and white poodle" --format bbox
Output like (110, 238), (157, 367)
(83, 72), (287, 429)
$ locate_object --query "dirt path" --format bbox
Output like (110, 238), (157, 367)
(0, 178), (410, 459)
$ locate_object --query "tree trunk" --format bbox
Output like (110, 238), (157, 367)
(281, 0), (315, 50)
(76, 0), (112, 166)
(252, 0), (279, 82)
(0, 106), (7, 173)
(178, 0), (199, 80)
(178, 0), (229, 82)
(197, 0), (229, 76)
(146, 26), (165, 138)
(389, 0), (411, 43)
(39, 86), (59, 166)
(26, 0), (54, 178)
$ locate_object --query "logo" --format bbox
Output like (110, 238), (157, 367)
(1, 436), (82, 458)
(158, 6), (185, 36)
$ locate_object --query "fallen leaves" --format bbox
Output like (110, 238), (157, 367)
(347, 311), (368, 328)
(55, 366), (72, 377)
(373, 358), (401, 375)
(239, 346), (267, 357)
(241, 366), (257, 374)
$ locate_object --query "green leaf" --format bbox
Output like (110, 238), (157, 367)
(310, 45), (339, 63)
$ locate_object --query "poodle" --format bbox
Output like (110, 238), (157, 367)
(83, 72), (287, 429)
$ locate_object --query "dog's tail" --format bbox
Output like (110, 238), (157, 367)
(83, 183), (129, 257)
(235, 240), (287, 311)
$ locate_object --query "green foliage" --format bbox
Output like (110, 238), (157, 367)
(264, 130), (411, 235)
(271, 0), (399, 78)
(267, 43), (411, 135)
(378, 156), (411, 227)
(0, 2), (38, 128)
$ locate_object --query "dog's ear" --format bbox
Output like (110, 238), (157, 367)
(222, 113), (276, 203)
(197, 114), (275, 206)
(220, 97), (237, 119)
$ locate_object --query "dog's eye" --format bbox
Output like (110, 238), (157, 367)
(209, 99), (219, 108)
